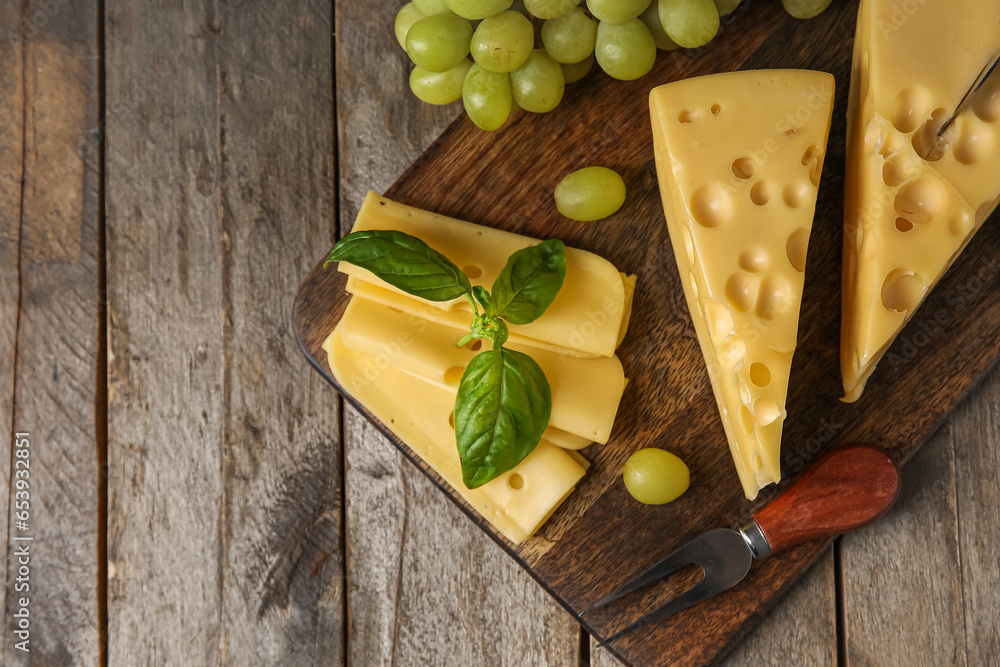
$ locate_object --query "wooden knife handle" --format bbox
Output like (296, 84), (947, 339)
(754, 444), (901, 555)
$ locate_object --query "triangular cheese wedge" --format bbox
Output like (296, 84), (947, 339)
(842, 0), (1000, 402)
(650, 70), (835, 500)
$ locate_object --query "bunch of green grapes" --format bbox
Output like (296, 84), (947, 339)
(395, 0), (833, 130)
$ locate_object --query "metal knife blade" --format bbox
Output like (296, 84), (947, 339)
(924, 47), (1000, 160)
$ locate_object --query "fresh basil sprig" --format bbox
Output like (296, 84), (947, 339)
(327, 229), (566, 488)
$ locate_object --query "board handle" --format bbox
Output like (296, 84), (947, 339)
(754, 444), (901, 554)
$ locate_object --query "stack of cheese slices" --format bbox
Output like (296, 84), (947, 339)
(325, 192), (636, 544)
(649, 0), (1000, 500)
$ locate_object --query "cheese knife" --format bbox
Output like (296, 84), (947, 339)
(582, 443), (901, 644)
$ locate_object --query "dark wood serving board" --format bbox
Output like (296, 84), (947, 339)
(294, 2), (1000, 664)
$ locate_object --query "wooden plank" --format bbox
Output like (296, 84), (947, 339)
(213, 2), (344, 663)
(951, 367), (1000, 663)
(333, 2), (580, 663)
(0, 0), (23, 657)
(105, 2), (225, 662)
(2, 0), (102, 662)
(591, 549), (837, 667)
(841, 429), (966, 665)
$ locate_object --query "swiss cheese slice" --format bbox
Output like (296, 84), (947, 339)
(337, 296), (627, 444)
(341, 192), (633, 358)
(324, 331), (585, 544)
(649, 70), (835, 500)
(842, 0), (1000, 401)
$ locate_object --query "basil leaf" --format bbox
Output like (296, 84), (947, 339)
(454, 347), (551, 489)
(326, 229), (472, 302)
(472, 285), (495, 315)
(490, 239), (566, 325)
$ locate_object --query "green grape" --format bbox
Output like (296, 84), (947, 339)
(510, 49), (565, 113)
(410, 59), (473, 104)
(781, 0), (832, 19)
(561, 52), (594, 84)
(658, 0), (720, 49)
(586, 0), (647, 23)
(412, 0), (452, 15)
(406, 14), (474, 73)
(640, 0), (679, 50)
(394, 3), (428, 50)
(445, 0), (513, 20)
(554, 167), (626, 221)
(471, 11), (534, 72)
(713, 0), (741, 15)
(623, 449), (690, 505)
(595, 19), (656, 81)
(463, 63), (512, 130)
(540, 8), (597, 64)
(523, 0), (580, 19)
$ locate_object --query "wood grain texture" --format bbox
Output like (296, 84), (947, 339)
(0, 9), (23, 656)
(2, 0), (102, 662)
(214, 2), (343, 663)
(334, 2), (581, 663)
(590, 549), (838, 667)
(107, 0), (344, 663)
(294, 0), (1000, 664)
(951, 367), (1000, 664)
(841, 425), (966, 666)
(105, 1), (226, 662)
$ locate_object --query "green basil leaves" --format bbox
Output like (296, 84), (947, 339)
(327, 228), (566, 488)
(454, 348), (551, 489)
(325, 229), (472, 302)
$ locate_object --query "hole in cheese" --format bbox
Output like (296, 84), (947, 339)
(786, 228), (809, 272)
(754, 398), (780, 426)
(891, 86), (931, 134)
(690, 184), (732, 228)
(750, 181), (774, 206)
(738, 247), (769, 273)
(508, 473), (524, 490)
(705, 299), (734, 346)
(782, 180), (809, 209)
(462, 265), (482, 279)
(738, 405), (754, 435)
(443, 366), (465, 386)
(953, 118), (994, 165)
(688, 271), (699, 299)
(949, 210), (973, 236)
(755, 275), (793, 320)
(448, 411), (455, 429)
(465, 339), (483, 351)
(895, 217), (914, 232)
(753, 455), (763, 473)
(881, 269), (925, 313)
(678, 109), (697, 123)
(725, 273), (757, 313)
(711, 103), (721, 115)
(882, 156), (916, 187)
(749, 362), (771, 388)
(894, 177), (945, 224)
(912, 108), (955, 162)
(801, 144), (819, 166)
(732, 158), (755, 180)
(973, 77), (1000, 123)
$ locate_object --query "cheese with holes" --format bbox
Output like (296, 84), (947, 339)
(841, 0), (1000, 402)
(324, 331), (585, 544)
(650, 70), (835, 500)
(340, 192), (634, 358)
(337, 297), (627, 444)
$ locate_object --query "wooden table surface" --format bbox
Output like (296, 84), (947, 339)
(1, 0), (997, 664)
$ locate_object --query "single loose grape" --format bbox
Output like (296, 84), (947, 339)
(523, 0), (580, 19)
(623, 448), (690, 505)
(395, 3), (428, 50)
(586, 0), (647, 23)
(413, 0), (452, 15)
(510, 49), (564, 113)
(406, 14), (474, 73)
(463, 63), (513, 130)
(658, 0), (720, 49)
(595, 19), (656, 81)
(471, 11), (534, 72)
(541, 8), (597, 64)
(561, 52), (595, 84)
(410, 59), (473, 105)
(640, 0), (679, 50)
(713, 0), (741, 15)
(554, 166), (626, 221)
(781, 0), (832, 19)
(446, 0), (513, 20)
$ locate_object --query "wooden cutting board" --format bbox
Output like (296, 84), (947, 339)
(294, 1), (1000, 664)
